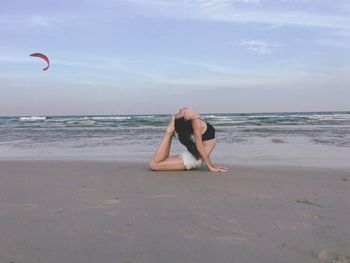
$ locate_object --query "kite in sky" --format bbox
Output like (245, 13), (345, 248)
(30, 53), (50, 71)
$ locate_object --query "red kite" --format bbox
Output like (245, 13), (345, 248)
(30, 53), (50, 71)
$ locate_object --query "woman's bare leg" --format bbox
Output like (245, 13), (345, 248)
(151, 131), (173, 163)
(149, 116), (186, 171)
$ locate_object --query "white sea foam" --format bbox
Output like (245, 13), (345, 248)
(307, 114), (350, 121)
(19, 116), (47, 121)
(202, 114), (218, 118)
(91, 116), (132, 120)
(202, 115), (233, 120)
(136, 115), (155, 119)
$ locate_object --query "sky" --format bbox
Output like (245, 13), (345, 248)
(0, 0), (349, 115)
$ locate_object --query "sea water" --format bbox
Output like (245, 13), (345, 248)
(0, 112), (349, 167)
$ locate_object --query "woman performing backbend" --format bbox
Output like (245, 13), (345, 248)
(149, 107), (229, 172)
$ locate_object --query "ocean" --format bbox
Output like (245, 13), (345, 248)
(1, 111), (350, 167)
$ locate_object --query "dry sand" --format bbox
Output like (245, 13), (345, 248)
(0, 160), (350, 263)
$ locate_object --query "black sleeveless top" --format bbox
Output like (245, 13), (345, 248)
(202, 121), (215, 141)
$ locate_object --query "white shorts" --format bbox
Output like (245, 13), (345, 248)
(181, 150), (203, 170)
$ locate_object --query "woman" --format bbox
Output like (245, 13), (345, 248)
(149, 107), (228, 172)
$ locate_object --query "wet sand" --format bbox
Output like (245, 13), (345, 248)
(0, 160), (350, 263)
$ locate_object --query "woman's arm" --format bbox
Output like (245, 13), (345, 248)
(192, 119), (226, 172)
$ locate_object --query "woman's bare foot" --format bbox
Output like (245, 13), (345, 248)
(166, 115), (175, 135)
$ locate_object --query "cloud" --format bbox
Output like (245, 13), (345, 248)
(3, 1), (350, 31)
(119, 0), (350, 30)
(239, 40), (280, 55)
(0, 55), (29, 64)
(185, 0), (231, 9)
(317, 39), (350, 49)
(201, 10), (350, 30)
(183, 0), (260, 9)
(232, 0), (261, 3)
(0, 14), (67, 32)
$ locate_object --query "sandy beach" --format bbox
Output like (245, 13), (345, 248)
(1, 160), (349, 263)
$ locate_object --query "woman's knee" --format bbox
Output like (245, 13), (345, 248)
(149, 160), (160, 171)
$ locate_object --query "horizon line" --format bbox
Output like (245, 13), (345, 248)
(1, 110), (349, 118)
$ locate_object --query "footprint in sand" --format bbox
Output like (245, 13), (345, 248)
(296, 198), (323, 207)
(212, 236), (250, 245)
(250, 194), (272, 200)
(151, 194), (177, 198)
(104, 199), (121, 205)
(21, 203), (38, 208)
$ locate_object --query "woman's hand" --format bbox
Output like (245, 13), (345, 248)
(208, 165), (229, 172)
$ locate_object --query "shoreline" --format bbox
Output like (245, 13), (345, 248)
(1, 155), (350, 170)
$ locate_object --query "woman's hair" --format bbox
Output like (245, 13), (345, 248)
(175, 117), (200, 159)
